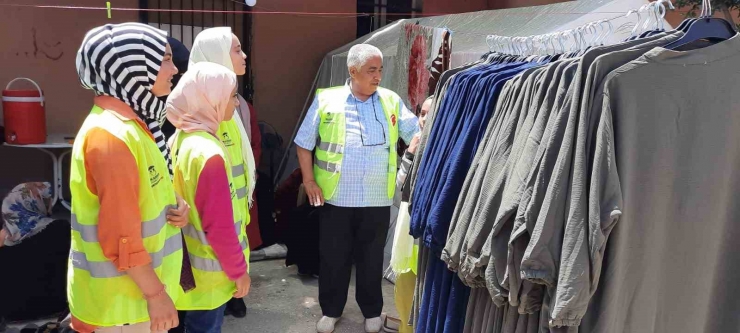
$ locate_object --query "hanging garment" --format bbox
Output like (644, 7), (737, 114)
(428, 30), (452, 94)
(541, 31), (684, 327)
(411, 60), (545, 253)
(407, 29), (695, 333)
(578, 33), (740, 333)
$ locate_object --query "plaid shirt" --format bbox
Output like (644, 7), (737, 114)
(294, 84), (419, 207)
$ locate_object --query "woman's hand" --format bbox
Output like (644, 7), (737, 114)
(167, 194), (190, 228)
(407, 134), (421, 155)
(234, 272), (252, 298)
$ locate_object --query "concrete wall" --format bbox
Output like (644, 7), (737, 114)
(251, 0), (357, 149)
(0, 0), (139, 195)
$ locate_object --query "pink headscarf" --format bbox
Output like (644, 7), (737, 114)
(165, 62), (237, 135)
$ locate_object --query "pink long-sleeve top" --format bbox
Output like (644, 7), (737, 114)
(195, 155), (248, 280)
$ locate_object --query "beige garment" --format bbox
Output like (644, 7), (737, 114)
(231, 100), (257, 207)
(96, 322), (165, 333)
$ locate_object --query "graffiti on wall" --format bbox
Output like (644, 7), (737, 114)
(15, 28), (63, 61)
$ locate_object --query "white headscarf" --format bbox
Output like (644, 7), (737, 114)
(190, 27), (257, 207)
(189, 27), (234, 71)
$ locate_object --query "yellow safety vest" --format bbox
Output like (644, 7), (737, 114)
(171, 131), (250, 310)
(68, 106), (182, 327)
(313, 86), (400, 200)
(217, 119), (250, 227)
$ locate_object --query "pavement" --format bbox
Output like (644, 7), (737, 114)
(222, 259), (399, 333)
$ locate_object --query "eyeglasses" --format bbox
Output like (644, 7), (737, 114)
(353, 96), (387, 147)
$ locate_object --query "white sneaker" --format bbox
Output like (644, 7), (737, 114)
(317, 316), (339, 333)
(365, 317), (382, 333)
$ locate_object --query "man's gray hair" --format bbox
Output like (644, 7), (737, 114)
(347, 44), (383, 70)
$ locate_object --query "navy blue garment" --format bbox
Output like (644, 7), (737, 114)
(410, 60), (546, 254)
(183, 303), (227, 333)
(409, 57), (551, 333)
(417, 257), (472, 333)
(410, 61), (516, 241)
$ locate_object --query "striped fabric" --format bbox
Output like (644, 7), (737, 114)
(76, 23), (172, 173)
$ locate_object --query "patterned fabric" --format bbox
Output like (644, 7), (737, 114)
(408, 30), (431, 112)
(75, 23), (172, 173)
(1, 182), (55, 246)
(294, 83), (419, 207)
(427, 30), (451, 93)
(394, 24), (436, 111)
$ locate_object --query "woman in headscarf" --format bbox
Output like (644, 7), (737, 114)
(69, 23), (190, 333)
(160, 37), (191, 139)
(166, 62), (251, 332)
(189, 27), (260, 318)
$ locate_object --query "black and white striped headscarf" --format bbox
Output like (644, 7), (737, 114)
(76, 23), (172, 173)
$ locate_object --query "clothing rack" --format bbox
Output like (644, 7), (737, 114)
(403, 0), (740, 331)
(482, 0), (674, 55)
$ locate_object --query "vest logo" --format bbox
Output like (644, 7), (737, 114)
(323, 112), (337, 124)
(222, 132), (234, 147)
(391, 114), (397, 127)
(148, 166), (162, 187)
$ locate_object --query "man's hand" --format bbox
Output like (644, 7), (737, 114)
(407, 134), (421, 155)
(147, 291), (179, 331)
(304, 180), (325, 207)
(234, 273), (251, 298)
(167, 194), (190, 228)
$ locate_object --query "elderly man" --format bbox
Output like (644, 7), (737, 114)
(294, 44), (419, 333)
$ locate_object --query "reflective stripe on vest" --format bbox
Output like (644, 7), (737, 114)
(183, 220), (245, 245)
(189, 238), (249, 272)
(70, 205), (174, 242)
(70, 233), (182, 278)
(315, 159), (340, 173)
(317, 140), (344, 154)
(232, 164), (245, 178)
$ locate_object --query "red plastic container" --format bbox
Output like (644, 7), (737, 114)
(2, 78), (46, 144)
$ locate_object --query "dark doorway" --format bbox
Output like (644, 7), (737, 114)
(357, 0), (417, 38)
(138, 0), (254, 101)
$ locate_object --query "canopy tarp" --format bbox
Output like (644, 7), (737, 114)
(274, 0), (667, 281)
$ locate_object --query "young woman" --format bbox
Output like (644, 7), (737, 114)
(69, 23), (189, 333)
(189, 27), (260, 317)
(166, 62), (251, 333)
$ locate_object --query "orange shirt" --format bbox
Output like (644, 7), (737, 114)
(71, 96), (159, 333)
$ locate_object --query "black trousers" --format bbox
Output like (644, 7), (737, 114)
(319, 204), (390, 318)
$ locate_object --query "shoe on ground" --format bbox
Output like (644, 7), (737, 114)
(365, 317), (382, 333)
(298, 267), (320, 279)
(316, 316), (339, 333)
(224, 297), (247, 318)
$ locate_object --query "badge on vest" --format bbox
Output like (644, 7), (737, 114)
(149, 166), (163, 187)
(323, 112), (338, 124)
(222, 132), (234, 147)
(391, 114), (397, 127)
(230, 182), (236, 199)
